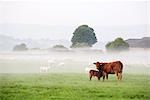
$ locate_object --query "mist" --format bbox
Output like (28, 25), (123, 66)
(0, 50), (149, 74)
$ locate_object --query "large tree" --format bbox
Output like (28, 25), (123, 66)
(71, 25), (97, 48)
(105, 37), (129, 52)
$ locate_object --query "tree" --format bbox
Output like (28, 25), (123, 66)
(52, 44), (68, 51)
(71, 25), (97, 48)
(13, 43), (28, 51)
(105, 37), (129, 52)
(52, 44), (68, 49)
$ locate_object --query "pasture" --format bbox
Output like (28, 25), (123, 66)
(1, 73), (150, 100)
(0, 51), (150, 100)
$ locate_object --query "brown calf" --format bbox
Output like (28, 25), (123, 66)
(89, 70), (103, 81)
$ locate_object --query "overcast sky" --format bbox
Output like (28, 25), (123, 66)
(0, 0), (150, 41)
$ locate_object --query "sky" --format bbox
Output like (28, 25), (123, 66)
(0, 0), (150, 41)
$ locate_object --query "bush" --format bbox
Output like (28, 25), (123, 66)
(106, 38), (129, 52)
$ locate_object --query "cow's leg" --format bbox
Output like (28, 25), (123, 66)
(120, 73), (122, 80)
(98, 77), (100, 81)
(117, 73), (120, 80)
(118, 73), (120, 80)
(115, 72), (119, 80)
(103, 72), (106, 81)
(119, 73), (122, 80)
(106, 74), (108, 80)
(103, 72), (107, 81)
(103, 75), (105, 81)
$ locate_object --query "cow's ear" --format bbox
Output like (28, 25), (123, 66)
(93, 63), (96, 65)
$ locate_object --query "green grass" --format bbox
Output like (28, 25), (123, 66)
(0, 73), (150, 100)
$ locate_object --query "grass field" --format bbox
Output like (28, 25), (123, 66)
(0, 73), (150, 100)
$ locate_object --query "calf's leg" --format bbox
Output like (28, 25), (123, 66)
(89, 75), (92, 81)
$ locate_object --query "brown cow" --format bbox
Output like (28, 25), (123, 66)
(93, 61), (123, 81)
(89, 70), (103, 81)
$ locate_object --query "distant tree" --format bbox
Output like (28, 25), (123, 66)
(30, 48), (41, 50)
(13, 43), (28, 51)
(71, 25), (97, 48)
(52, 44), (67, 49)
(105, 37), (129, 52)
(52, 44), (68, 51)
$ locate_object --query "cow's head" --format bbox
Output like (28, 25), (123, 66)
(93, 62), (103, 70)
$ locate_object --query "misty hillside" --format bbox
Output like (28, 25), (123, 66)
(0, 35), (18, 51)
(1, 34), (150, 51)
(126, 37), (150, 48)
(0, 34), (106, 51)
(0, 35), (71, 51)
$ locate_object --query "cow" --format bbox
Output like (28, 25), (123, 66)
(93, 61), (123, 81)
(89, 70), (103, 81)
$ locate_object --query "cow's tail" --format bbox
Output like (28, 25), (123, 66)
(119, 61), (123, 73)
(119, 61), (123, 80)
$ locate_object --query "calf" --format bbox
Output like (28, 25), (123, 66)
(89, 70), (103, 81)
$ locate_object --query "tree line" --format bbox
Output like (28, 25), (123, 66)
(13, 25), (129, 52)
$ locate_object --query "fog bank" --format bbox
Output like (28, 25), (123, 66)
(0, 50), (150, 74)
